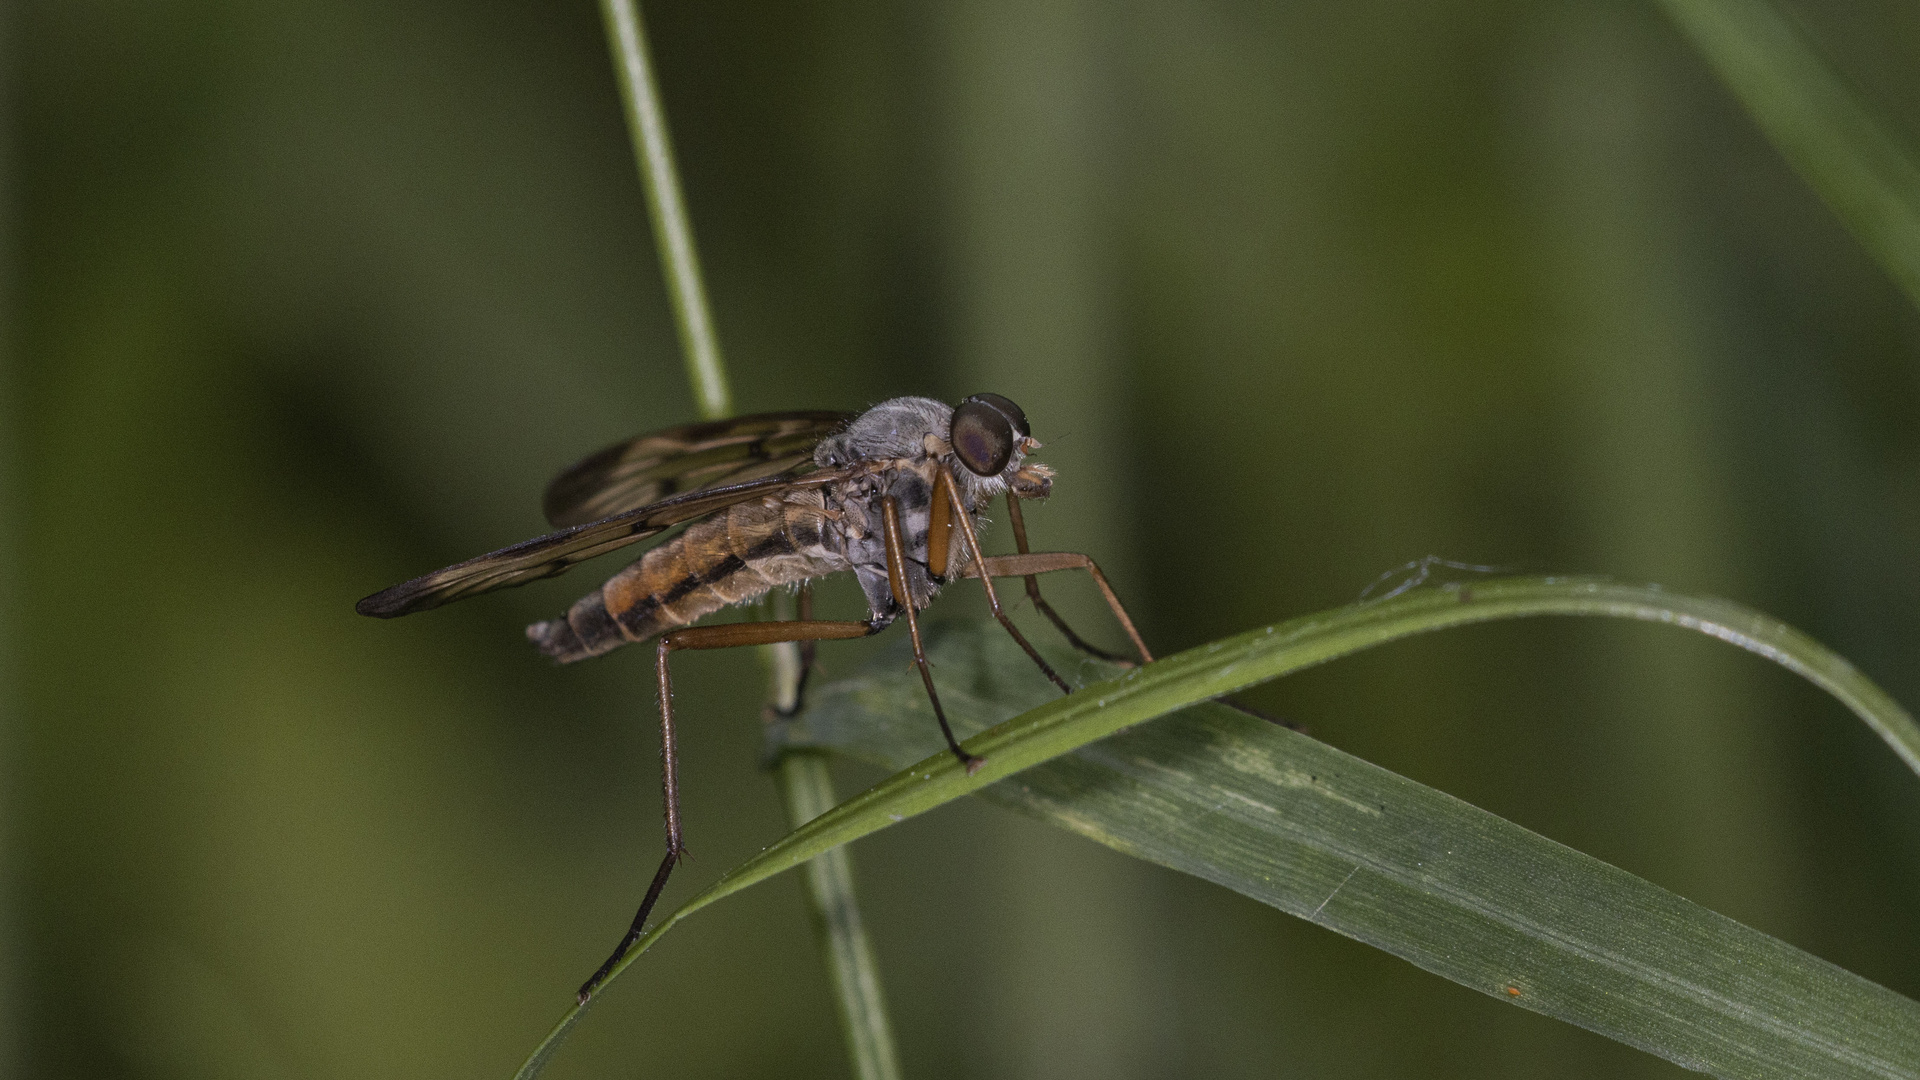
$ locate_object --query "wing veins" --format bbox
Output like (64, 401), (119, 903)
(357, 470), (845, 618)
(542, 411), (850, 528)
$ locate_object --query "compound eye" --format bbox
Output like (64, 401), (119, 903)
(951, 397), (1019, 476)
(965, 393), (1028, 439)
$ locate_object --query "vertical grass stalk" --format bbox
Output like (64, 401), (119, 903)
(598, 4), (902, 1074)
(1656, 0), (1920, 311)
(763, 595), (903, 1080)
(776, 753), (905, 1080)
(599, 0), (731, 418)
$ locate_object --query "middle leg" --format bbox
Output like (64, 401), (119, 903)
(880, 495), (986, 773)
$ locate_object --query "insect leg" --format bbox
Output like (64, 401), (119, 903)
(963, 551), (1153, 666)
(937, 473), (1074, 694)
(1004, 494), (1139, 665)
(965, 553), (1303, 730)
(576, 638), (687, 1004)
(577, 615), (876, 1004)
(927, 469), (955, 579)
(880, 496), (985, 773)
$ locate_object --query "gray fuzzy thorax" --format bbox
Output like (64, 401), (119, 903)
(808, 396), (1032, 624)
(813, 396), (953, 469)
(814, 396), (1018, 510)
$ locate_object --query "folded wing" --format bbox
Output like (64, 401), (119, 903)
(542, 411), (851, 528)
(357, 471), (846, 617)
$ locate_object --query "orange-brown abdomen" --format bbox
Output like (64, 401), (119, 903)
(526, 490), (841, 663)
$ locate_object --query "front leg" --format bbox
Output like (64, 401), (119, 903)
(961, 550), (1153, 666)
(1002, 494), (1137, 665)
(961, 552), (1303, 731)
(935, 467), (1074, 694)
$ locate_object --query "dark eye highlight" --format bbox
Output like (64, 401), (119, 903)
(965, 393), (1028, 439)
(950, 396), (1022, 476)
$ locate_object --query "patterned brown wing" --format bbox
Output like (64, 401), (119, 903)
(356, 471), (847, 618)
(542, 410), (851, 528)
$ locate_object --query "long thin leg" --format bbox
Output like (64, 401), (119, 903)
(880, 496), (985, 773)
(967, 553), (1301, 730)
(965, 551), (1153, 665)
(1005, 494), (1133, 664)
(576, 615), (876, 1005)
(936, 473), (1074, 694)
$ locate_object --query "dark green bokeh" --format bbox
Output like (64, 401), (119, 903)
(9, 0), (1918, 1078)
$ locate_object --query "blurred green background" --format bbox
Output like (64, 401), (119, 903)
(10, 0), (1920, 1076)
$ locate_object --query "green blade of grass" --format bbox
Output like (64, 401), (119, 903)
(514, 577), (1920, 1079)
(786, 625), (1920, 1079)
(1658, 0), (1920, 311)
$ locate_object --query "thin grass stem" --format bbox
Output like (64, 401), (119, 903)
(585, 7), (902, 1079)
(598, 0), (731, 419)
(776, 752), (904, 1080)
(1657, 0), (1920, 311)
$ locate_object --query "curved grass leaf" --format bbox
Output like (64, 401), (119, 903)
(1657, 0), (1920, 311)
(515, 577), (1920, 1079)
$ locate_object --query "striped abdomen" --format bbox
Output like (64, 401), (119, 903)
(527, 491), (843, 663)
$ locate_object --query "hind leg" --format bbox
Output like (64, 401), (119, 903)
(576, 615), (874, 1004)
